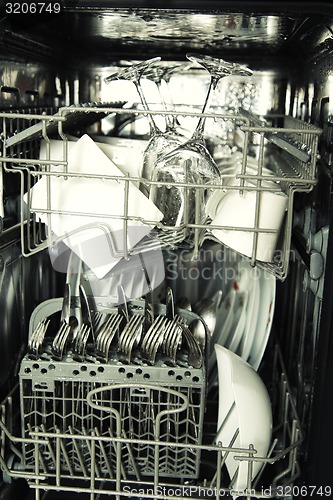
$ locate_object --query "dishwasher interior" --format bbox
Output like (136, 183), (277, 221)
(0, 2), (333, 499)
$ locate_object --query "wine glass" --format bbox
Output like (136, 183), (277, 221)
(104, 58), (183, 196)
(104, 57), (161, 133)
(149, 54), (253, 230)
(144, 62), (191, 134)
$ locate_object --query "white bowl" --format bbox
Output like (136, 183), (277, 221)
(220, 164), (274, 188)
(216, 153), (262, 171)
(215, 345), (272, 496)
(206, 157), (280, 225)
(209, 184), (288, 262)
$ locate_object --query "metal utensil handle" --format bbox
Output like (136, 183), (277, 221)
(165, 287), (175, 320)
(66, 251), (82, 311)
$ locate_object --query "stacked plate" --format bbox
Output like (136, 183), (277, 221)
(208, 256), (275, 495)
(208, 257), (276, 386)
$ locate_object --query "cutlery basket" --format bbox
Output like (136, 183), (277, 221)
(18, 297), (206, 481)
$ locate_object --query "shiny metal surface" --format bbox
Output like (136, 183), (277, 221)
(52, 10), (293, 54)
(1, 6), (331, 69)
(0, 61), (58, 106)
(0, 245), (22, 389)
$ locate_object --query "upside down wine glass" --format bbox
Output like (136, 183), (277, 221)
(140, 63), (189, 189)
(143, 62), (192, 135)
(149, 53), (253, 231)
(142, 64), (178, 133)
(104, 58), (183, 196)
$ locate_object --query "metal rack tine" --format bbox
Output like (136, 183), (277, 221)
(94, 427), (115, 480)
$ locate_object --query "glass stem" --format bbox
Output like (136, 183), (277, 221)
(134, 80), (160, 136)
(157, 80), (173, 131)
(192, 75), (219, 142)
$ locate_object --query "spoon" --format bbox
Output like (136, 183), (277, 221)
(176, 297), (192, 311)
(190, 290), (223, 348)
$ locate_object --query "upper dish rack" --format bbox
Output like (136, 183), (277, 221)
(0, 105), (322, 280)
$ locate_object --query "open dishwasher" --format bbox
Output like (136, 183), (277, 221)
(0, 2), (333, 499)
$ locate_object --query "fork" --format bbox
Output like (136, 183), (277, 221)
(180, 322), (203, 368)
(162, 316), (183, 365)
(118, 314), (145, 362)
(28, 318), (50, 359)
(72, 324), (92, 361)
(51, 322), (72, 361)
(95, 313), (123, 361)
(141, 315), (169, 364)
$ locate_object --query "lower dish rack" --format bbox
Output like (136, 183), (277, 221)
(0, 343), (302, 500)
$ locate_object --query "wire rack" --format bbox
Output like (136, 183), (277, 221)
(0, 343), (302, 500)
(0, 105), (322, 280)
(19, 376), (204, 480)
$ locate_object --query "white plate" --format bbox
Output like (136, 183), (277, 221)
(215, 345), (272, 497)
(247, 269), (276, 370)
(236, 263), (261, 361)
(208, 287), (236, 378)
(86, 135), (148, 183)
(39, 136), (147, 186)
(225, 290), (248, 353)
(29, 134), (163, 278)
